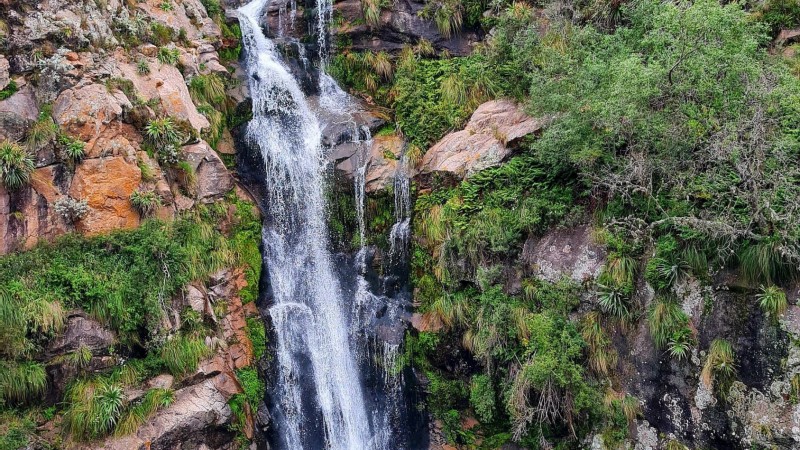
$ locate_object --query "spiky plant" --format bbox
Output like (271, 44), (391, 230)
(581, 311), (618, 375)
(361, 0), (382, 27)
(648, 299), (692, 350)
(157, 46), (180, 65)
(432, 0), (463, 39)
(0, 141), (35, 190)
(369, 51), (393, 80)
(667, 328), (693, 361)
(66, 344), (93, 370)
(25, 115), (59, 150)
(441, 73), (466, 105)
(415, 38), (435, 57)
(136, 59), (151, 75)
(597, 284), (630, 319)
(145, 117), (183, 147)
(701, 339), (735, 390)
(757, 285), (788, 319)
(738, 240), (794, 285)
(58, 135), (86, 161)
(130, 189), (162, 217)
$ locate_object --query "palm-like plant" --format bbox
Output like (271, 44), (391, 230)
(757, 285), (788, 318)
(597, 283), (630, 319)
(0, 141), (35, 190)
(701, 338), (735, 388)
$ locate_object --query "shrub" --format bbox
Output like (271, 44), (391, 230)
(130, 189), (162, 217)
(0, 361), (47, 405)
(647, 299), (694, 357)
(58, 135), (86, 161)
(757, 285), (788, 319)
(236, 367), (265, 410)
(469, 374), (496, 423)
(0, 79), (18, 100)
(0, 141), (34, 190)
(246, 317), (266, 360)
(157, 46), (180, 65)
(54, 197), (89, 223)
(159, 335), (210, 377)
(62, 378), (125, 440)
(145, 117), (183, 147)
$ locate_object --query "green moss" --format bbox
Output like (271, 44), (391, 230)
(0, 80), (18, 101)
(246, 318), (266, 361)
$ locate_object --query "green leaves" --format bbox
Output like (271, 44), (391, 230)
(0, 141), (34, 190)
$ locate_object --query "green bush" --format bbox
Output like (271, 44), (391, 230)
(469, 374), (496, 423)
(158, 335), (211, 377)
(0, 141), (34, 190)
(0, 80), (18, 101)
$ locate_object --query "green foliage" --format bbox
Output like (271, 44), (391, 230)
(115, 388), (174, 436)
(189, 74), (227, 110)
(25, 110), (58, 149)
(246, 317), (266, 360)
(137, 59), (151, 75)
(469, 374), (496, 423)
(757, 0), (800, 35)
(145, 117), (183, 147)
(62, 378), (125, 440)
(157, 46), (180, 65)
(58, 134), (86, 161)
(159, 334), (211, 377)
(647, 299), (694, 359)
(0, 80), (17, 101)
(0, 361), (47, 405)
(738, 240), (796, 285)
(236, 367), (265, 411)
(0, 213), (245, 348)
(757, 285), (788, 319)
(130, 189), (162, 217)
(701, 339), (736, 397)
(0, 413), (35, 450)
(0, 141), (34, 190)
(201, 0), (224, 18)
(105, 77), (137, 100)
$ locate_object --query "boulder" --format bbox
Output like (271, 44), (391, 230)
(68, 156), (142, 236)
(52, 83), (132, 142)
(115, 55), (210, 132)
(48, 314), (116, 356)
(0, 84), (39, 142)
(521, 224), (605, 283)
(182, 141), (235, 202)
(90, 374), (240, 450)
(419, 100), (545, 180)
(0, 55), (9, 91)
(334, 134), (405, 193)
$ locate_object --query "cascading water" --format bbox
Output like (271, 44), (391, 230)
(237, 0), (426, 448)
(238, 1), (371, 448)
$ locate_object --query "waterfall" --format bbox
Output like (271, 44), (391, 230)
(238, 1), (373, 448)
(389, 153), (412, 262)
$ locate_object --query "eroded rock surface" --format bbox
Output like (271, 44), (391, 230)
(418, 100), (545, 181)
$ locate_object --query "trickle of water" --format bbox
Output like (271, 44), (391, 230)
(238, 1), (373, 448)
(389, 152), (412, 262)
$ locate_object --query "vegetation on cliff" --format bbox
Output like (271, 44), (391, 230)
(332, 0), (800, 445)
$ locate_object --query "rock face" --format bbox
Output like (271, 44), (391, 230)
(0, 55), (9, 91)
(521, 224), (606, 283)
(418, 100), (545, 181)
(53, 83), (131, 141)
(333, 0), (482, 55)
(91, 374), (239, 450)
(69, 156), (142, 236)
(0, 84), (39, 142)
(333, 133), (406, 192)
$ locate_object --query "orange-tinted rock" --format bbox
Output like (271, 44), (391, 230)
(69, 156), (141, 236)
(52, 83), (131, 142)
(114, 55), (210, 132)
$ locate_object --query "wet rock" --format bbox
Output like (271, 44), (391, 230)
(418, 100), (545, 181)
(68, 156), (142, 236)
(521, 224), (605, 283)
(182, 141), (235, 202)
(334, 134), (405, 192)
